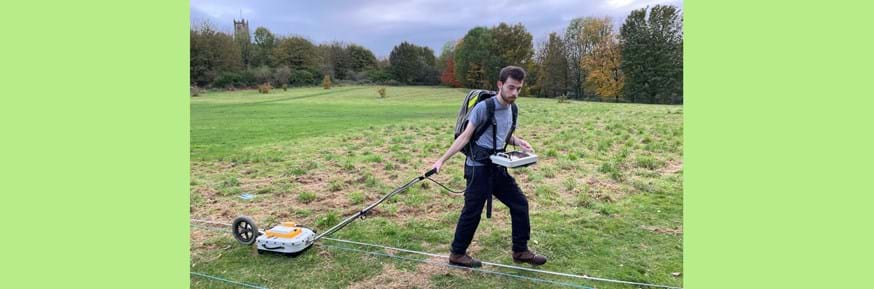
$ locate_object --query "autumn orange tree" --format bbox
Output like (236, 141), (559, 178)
(582, 34), (624, 101)
(440, 57), (463, 87)
(565, 17), (612, 99)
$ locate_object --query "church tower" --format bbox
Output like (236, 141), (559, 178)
(233, 18), (251, 66)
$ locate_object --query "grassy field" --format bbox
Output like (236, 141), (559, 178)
(190, 85), (683, 289)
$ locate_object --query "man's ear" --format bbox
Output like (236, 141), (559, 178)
(496, 81), (503, 91)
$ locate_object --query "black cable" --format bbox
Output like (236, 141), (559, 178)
(426, 176), (465, 194)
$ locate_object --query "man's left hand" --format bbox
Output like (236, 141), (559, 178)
(517, 139), (533, 153)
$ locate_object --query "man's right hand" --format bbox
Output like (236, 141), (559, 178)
(432, 159), (444, 173)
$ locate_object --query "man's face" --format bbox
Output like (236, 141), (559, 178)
(498, 77), (524, 104)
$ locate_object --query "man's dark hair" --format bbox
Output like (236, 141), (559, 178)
(499, 66), (527, 83)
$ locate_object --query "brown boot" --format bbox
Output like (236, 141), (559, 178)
(449, 253), (482, 268)
(512, 250), (547, 265)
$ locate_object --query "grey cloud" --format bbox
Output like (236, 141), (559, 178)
(191, 0), (682, 58)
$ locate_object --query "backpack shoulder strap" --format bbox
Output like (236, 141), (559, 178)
(487, 99), (497, 152)
(471, 97), (496, 143)
(487, 98), (497, 122)
(503, 103), (518, 150)
(511, 103), (518, 128)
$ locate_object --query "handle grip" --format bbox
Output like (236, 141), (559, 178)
(424, 168), (437, 177)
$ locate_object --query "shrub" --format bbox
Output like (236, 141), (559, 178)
(190, 86), (201, 97)
(350, 71), (369, 82)
(377, 87), (386, 98)
(272, 66), (291, 87)
(257, 83), (272, 94)
(365, 69), (394, 83)
(322, 74), (332, 89)
(252, 65), (272, 85)
(289, 69), (314, 86)
(238, 69), (256, 87)
(213, 71), (241, 89)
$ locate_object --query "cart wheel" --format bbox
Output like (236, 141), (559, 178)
(231, 216), (258, 245)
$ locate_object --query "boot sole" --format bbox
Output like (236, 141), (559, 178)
(449, 260), (482, 268)
(513, 259), (546, 266)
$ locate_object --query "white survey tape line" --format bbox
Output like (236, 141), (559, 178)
(191, 219), (683, 289)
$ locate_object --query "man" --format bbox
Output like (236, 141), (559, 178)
(431, 66), (547, 268)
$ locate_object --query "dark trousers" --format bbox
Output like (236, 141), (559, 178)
(451, 163), (531, 255)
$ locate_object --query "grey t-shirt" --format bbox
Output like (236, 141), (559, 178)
(466, 97), (514, 166)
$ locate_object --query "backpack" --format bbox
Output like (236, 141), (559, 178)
(454, 90), (518, 158)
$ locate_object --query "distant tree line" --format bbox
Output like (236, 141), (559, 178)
(190, 5), (682, 104)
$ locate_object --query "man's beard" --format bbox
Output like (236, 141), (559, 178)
(500, 91), (515, 104)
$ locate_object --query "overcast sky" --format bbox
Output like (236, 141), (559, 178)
(191, 0), (682, 58)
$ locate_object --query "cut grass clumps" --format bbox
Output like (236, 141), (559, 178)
(294, 208), (312, 218)
(616, 146), (631, 160)
(218, 175), (241, 195)
(535, 185), (560, 205)
(225, 152), (273, 164)
(298, 191), (316, 203)
(535, 185), (556, 198)
(364, 173), (381, 188)
(348, 191), (365, 205)
(557, 159), (576, 171)
(288, 166), (306, 176)
(599, 161), (623, 181)
(363, 154), (383, 163)
(321, 150), (336, 161)
(219, 187), (241, 196)
(563, 178), (577, 192)
(401, 187), (426, 207)
(635, 155), (665, 170)
(568, 151), (580, 161)
(316, 211), (339, 228)
(328, 178), (345, 192)
(597, 139), (613, 152)
(545, 149), (558, 158)
(527, 172), (543, 183)
(305, 160), (321, 170)
(631, 179), (657, 193)
(542, 167), (557, 178)
(594, 202), (618, 216)
(381, 203), (399, 215)
(576, 190), (593, 208)
(222, 176), (239, 187)
(256, 186), (273, 194)
(190, 189), (204, 206)
(397, 153), (411, 164)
